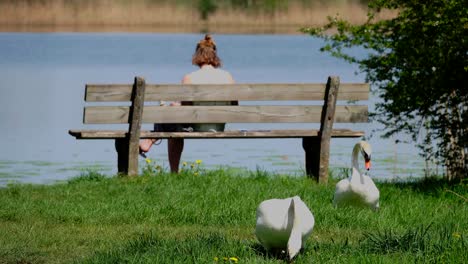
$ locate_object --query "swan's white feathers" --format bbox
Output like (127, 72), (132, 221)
(333, 141), (380, 210)
(255, 196), (314, 259)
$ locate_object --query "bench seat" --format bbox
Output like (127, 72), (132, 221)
(69, 129), (364, 139)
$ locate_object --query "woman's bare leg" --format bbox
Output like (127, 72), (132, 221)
(139, 139), (157, 153)
(168, 138), (184, 173)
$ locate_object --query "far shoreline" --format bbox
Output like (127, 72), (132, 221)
(0, 24), (308, 35)
(1, 1), (396, 35)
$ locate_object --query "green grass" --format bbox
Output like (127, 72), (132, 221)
(0, 169), (466, 263)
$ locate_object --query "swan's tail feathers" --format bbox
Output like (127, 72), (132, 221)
(287, 196), (302, 260)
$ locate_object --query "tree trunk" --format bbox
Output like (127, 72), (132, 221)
(444, 90), (466, 181)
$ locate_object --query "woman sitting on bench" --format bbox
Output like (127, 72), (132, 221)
(139, 34), (237, 173)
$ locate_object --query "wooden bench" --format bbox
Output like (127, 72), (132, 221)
(69, 76), (369, 183)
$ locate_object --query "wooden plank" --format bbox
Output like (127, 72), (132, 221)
(126, 76), (145, 176)
(85, 83), (369, 102)
(68, 129), (365, 139)
(85, 84), (134, 101)
(318, 76), (340, 183)
(83, 105), (368, 124)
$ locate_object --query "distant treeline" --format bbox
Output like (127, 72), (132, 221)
(0, 0), (383, 33)
(157, 0), (370, 12)
(193, 0), (369, 19)
(1, 0), (370, 17)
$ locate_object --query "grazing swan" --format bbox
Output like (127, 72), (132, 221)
(333, 141), (380, 210)
(255, 196), (315, 260)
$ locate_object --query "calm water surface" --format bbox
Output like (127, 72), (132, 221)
(0, 33), (426, 185)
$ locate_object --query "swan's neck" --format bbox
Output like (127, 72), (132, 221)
(351, 144), (364, 182)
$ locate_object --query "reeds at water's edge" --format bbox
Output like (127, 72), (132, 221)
(0, 0), (396, 33)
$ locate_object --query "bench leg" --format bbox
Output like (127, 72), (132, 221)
(302, 137), (320, 182)
(115, 139), (129, 175)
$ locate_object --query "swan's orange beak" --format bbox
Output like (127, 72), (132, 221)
(365, 160), (371, 170)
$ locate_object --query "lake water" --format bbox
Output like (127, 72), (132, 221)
(0, 32), (428, 186)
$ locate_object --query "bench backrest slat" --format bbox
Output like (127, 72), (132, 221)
(85, 83), (369, 102)
(83, 105), (368, 124)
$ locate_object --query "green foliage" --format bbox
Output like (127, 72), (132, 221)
(302, 0), (468, 181)
(196, 0), (290, 18)
(141, 158), (165, 176)
(198, 0), (218, 20)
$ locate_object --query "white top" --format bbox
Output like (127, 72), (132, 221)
(183, 64), (234, 84)
(182, 64), (235, 132)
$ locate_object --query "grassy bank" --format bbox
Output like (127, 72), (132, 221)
(0, 168), (466, 263)
(0, 0), (395, 33)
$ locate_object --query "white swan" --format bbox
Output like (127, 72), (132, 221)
(333, 141), (380, 210)
(255, 196), (315, 260)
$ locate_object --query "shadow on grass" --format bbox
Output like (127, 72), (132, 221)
(249, 242), (292, 262)
(389, 176), (467, 197)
